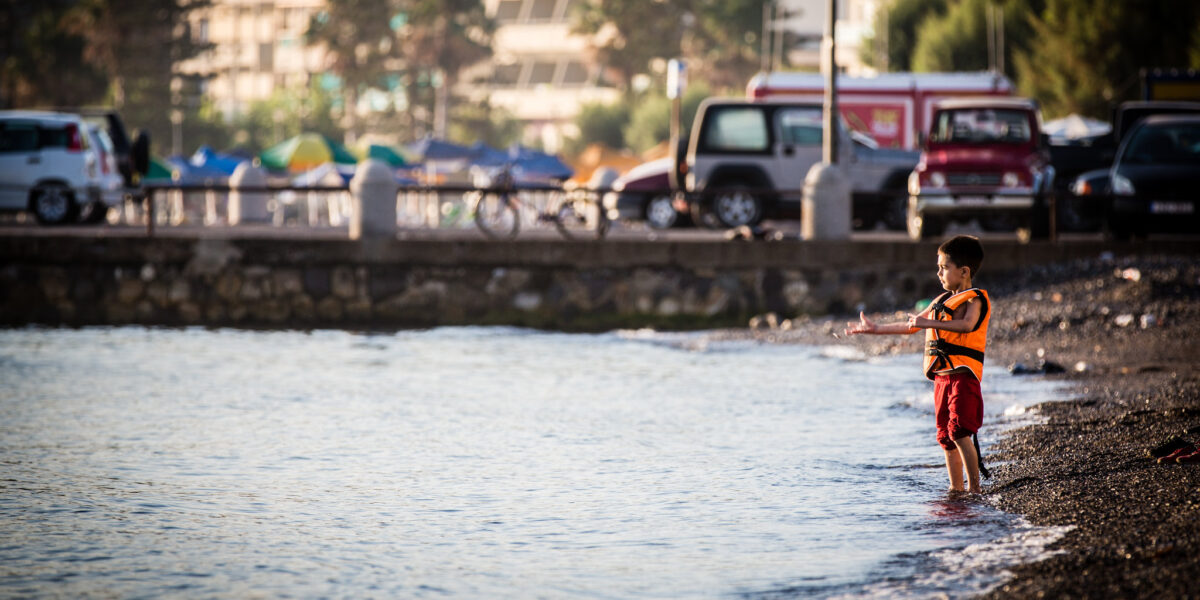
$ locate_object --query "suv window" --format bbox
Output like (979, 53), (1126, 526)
(702, 107), (769, 152)
(931, 108), (1031, 144)
(0, 122), (39, 153)
(778, 107), (823, 145)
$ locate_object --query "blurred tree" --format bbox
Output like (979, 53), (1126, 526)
(305, 0), (401, 142)
(308, 0), (493, 142)
(860, 0), (947, 72)
(623, 84), (709, 154)
(571, 0), (683, 91)
(65, 0), (212, 149)
(572, 0), (766, 93)
(0, 1), (108, 108)
(1014, 0), (1200, 119)
(392, 0), (493, 138)
(565, 101), (630, 155)
(910, 0), (991, 72)
(181, 83), (343, 155)
(448, 100), (521, 149)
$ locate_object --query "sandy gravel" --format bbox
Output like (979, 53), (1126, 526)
(736, 253), (1200, 598)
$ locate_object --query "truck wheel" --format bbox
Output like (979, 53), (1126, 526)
(882, 195), (909, 231)
(1057, 195), (1101, 232)
(979, 214), (1019, 232)
(644, 194), (678, 229)
(1029, 202), (1052, 240)
(710, 185), (763, 228)
(31, 183), (78, 225)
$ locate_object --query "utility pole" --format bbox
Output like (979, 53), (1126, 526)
(823, 0), (837, 164)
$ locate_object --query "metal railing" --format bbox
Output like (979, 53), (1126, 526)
(133, 182), (597, 238)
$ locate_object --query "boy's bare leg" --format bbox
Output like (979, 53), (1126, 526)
(953, 435), (981, 493)
(944, 448), (964, 492)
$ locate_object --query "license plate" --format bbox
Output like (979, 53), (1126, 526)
(1150, 201), (1194, 215)
(955, 196), (990, 206)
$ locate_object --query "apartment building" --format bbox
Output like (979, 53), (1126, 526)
(177, 0), (328, 118)
(461, 0), (620, 151)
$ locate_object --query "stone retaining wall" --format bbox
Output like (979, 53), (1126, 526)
(1, 235), (1193, 330)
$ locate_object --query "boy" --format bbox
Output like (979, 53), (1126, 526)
(845, 235), (991, 494)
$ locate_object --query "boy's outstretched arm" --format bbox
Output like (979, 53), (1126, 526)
(845, 311), (922, 336)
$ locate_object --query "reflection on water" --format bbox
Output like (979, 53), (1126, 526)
(0, 327), (1065, 598)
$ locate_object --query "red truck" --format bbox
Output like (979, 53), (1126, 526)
(746, 71), (1014, 150)
(906, 97), (1055, 240)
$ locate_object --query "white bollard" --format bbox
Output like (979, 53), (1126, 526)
(801, 162), (852, 240)
(349, 159), (399, 240)
(228, 162), (271, 224)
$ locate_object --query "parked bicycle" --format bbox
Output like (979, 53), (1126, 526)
(469, 165), (610, 240)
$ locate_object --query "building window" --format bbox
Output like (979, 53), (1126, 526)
(561, 60), (589, 86)
(496, 0), (522, 22)
(528, 0), (558, 22)
(494, 63), (522, 86)
(259, 43), (274, 72)
(528, 61), (557, 85)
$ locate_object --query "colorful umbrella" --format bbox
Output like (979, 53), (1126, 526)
(143, 157), (176, 182)
(259, 133), (358, 173)
(358, 143), (408, 167)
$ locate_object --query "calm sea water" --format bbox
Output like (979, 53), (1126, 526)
(0, 326), (1067, 599)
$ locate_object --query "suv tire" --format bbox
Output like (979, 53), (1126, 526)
(31, 183), (79, 225)
(710, 184), (763, 228)
(644, 194), (678, 229)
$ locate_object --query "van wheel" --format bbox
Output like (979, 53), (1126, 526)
(710, 184), (763, 228)
(31, 183), (78, 225)
(79, 202), (109, 224)
(644, 194), (678, 229)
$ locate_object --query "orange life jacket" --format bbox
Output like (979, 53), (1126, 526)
(923, 288), (990, 381)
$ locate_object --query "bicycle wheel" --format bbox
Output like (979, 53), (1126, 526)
(552, 195), (607, 240)
(474, 192), (520, 239)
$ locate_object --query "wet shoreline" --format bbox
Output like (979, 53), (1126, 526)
(747, 253), (1200, 597)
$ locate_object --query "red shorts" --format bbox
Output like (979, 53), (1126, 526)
(934, 372), (983, 450)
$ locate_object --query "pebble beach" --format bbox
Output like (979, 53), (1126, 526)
(740, 252), (1200, 598)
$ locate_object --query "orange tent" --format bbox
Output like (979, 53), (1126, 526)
(568, 143), (644, 184)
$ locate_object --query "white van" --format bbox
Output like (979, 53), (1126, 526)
(0, 110), (111, 224)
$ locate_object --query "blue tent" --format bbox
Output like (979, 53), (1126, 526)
(467, 142), (510, 168)
(405, 136), (473, 161)
(190, 145), (246, 176)
(507, 144), (574, 181)
(165, 156), (231, 184)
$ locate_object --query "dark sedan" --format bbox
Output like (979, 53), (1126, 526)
(1074, 115), (1200, 239)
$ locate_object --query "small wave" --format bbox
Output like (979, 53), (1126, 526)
(817, 345), (871, 362)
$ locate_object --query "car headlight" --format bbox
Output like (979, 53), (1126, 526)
(929, 172), (946, 188)
(908, 171), (920, 195)
(1002, 172), (1020, 188)
(1111, 173), (1135, 196)
(1071, 179), (1091, 196)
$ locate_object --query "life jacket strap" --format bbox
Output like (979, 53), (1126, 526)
(926, 339), (985, 363)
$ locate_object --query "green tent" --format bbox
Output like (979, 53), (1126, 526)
(143, 157), (176, 182)
(259, 133), (359, 173)
(361, 143), (408, 167)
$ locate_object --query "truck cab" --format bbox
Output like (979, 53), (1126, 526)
(683, 98), (918, 229)
(907, 97), (1054, 240)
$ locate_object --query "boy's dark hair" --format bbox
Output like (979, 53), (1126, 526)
(938, 235), (984, 277)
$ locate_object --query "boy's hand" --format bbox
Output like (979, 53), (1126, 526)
(907, 314), (927, 329)
(844, 311), (876, 335)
